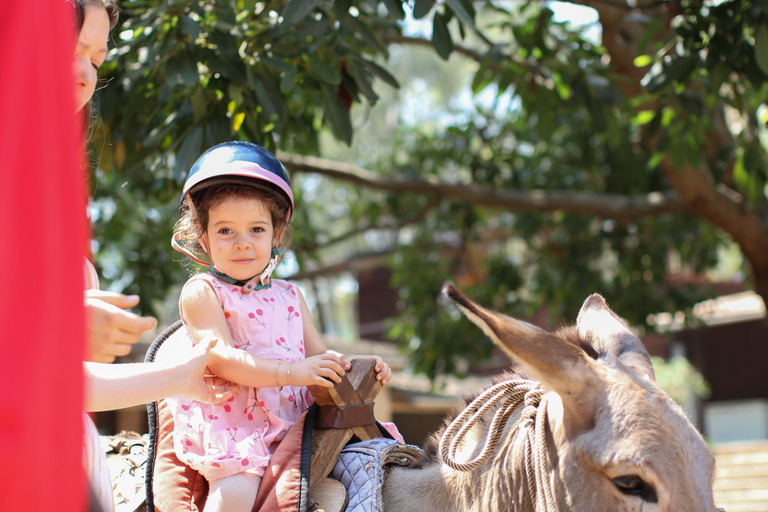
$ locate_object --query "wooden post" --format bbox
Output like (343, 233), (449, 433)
(307, 358), (383, 491)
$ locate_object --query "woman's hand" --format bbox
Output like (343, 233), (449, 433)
(287, 353), (346, 388)
(180, 337), (240, 404)
(85, 289), (157, 363)
(341, 354), (392, 385)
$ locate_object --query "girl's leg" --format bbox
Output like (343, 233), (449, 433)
(204, 473), (262, 512)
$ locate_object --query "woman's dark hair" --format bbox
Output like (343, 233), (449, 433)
(70, 0), (120, 32)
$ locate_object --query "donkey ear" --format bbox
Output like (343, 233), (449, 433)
(576, 294), (655, 382)
(444, 284), (602, 433)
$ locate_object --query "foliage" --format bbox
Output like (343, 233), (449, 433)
(652, 356), (710, 406)
(91, 0), (403, 309)
(93, 0), (768, 381)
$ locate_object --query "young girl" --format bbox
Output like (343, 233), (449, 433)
(168, 141), (400, 512)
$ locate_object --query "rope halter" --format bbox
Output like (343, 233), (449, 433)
(438, 379), (558, 512)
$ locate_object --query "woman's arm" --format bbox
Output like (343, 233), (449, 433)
(182, 279), (345, 388)
(83, 339), (238, 412)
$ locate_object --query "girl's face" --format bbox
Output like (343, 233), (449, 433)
(73, 3), (110, 112)
(206, 196), (277, 281)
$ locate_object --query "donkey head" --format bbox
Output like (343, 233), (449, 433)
(444, 285), (717, 511)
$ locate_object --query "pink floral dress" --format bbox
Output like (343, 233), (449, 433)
(167, 274), (313, 481)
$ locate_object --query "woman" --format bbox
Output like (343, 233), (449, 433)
(73, 0), (159, 363)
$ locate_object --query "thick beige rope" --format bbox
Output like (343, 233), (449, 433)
(438, 379), (558, 512)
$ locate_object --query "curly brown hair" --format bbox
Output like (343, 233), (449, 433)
(174, 184), (294, 264)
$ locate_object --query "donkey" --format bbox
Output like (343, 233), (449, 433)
(381, 285), (719, 511)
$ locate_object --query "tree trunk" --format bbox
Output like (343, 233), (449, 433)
(580, 0), (768, 310)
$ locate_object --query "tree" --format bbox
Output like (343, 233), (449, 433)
(93, 0), (768, 379)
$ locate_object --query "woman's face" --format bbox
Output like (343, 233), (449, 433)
(72, 3), (110, 112)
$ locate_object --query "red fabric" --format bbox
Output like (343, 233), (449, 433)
(154, 397), (307, 512)
(0, 1), (85, 510)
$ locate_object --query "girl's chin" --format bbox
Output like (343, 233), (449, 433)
(228, 270), (258, 282)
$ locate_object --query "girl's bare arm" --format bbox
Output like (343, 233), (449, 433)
(182, 279), (344, 388)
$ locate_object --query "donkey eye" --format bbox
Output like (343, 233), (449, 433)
(613, 475), (657, 503)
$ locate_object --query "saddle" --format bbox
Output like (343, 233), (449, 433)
(143, 321), (416, 512)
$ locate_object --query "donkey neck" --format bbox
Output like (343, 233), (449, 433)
(382, 439), (541, 512)
(382, 464), (461, 512)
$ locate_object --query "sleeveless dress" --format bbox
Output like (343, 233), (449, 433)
(167, 274), (314, 481)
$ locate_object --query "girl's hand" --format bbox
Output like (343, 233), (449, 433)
(289, 353), (345, 388)
(341, 354), (392, 385)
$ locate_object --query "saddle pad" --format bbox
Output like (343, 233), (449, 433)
(331, 438), (423, 512)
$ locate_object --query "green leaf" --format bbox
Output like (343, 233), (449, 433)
(708, 61), (729, 94)
(413, 0), (435, 19)
(349, 58), (379, 102)
(666, 56), (698, 84)
(634, 55), (652, 67)
(341, 16), (386, 54)
(471, 59), (494, 93)
(320, 82), (353, 145)
(432, 14), (453, 60)
(192, 87), (207, 122)
(647, 151), (665, 170)
(632, 110), (655, 125)
(553, 72), (571, 100)
(667, 133), (685, 170)
(280, 66), (298, 94)
(249, 69), (287, 121)
(232, 112), (246, 132)
(732, 147), (764, 205)
(228, 83), (245, 106)
(176, 126), (204, 174)
(445, 0), (477, 31)
(360, 59), (400, 88)
(179, 56), (199, 87)
(333, 0), (352, 19)
(281, 0), (320, 28)
(309, 56), (342, 85)
(685, 130), (701, 168)
(179, 15), (199, 39)
(381, 0), (405, 19)
(756, 25), (768, 76)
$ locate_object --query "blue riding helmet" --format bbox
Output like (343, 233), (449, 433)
(182, 141), (294, 221)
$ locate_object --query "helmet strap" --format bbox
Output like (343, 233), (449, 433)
(171, 232), (210, 266)
(171, 192), (214, 266)
(259, 247), (283, 285)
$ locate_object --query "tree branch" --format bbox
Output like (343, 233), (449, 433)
(660, 159), (768, 301)
(277, 152), (685, 221)
(382, 34), (547, 78)
(565, 0), (666, 12)
(299, 196), (440, 252)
